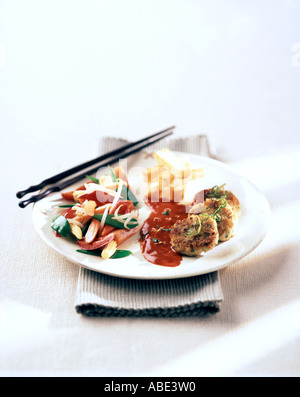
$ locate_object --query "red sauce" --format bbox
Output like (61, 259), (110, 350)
(139, 201), (189, 267)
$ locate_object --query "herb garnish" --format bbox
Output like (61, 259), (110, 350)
(155, 225), (171, 232)
(152, 238), (162, 244)
(185, 195), (228, 237)
(206, 184), (227, 199)
(210, 197), (227, 221)
(185, 214), (202, 237)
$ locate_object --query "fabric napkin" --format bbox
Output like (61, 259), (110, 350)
(75, 135), (223, 317)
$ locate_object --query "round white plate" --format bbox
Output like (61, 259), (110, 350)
(32, 151), (271, 279)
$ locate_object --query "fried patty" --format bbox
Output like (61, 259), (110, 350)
(193, 187), (241, 217)
(170, 214), (219, 256)
(202, 198), (238, 241)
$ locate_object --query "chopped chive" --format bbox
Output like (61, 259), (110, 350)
(206, 184), (228, 199)
(215, 214), (221, 222)
(162, 210), (169, 215)
(152, 238), (160, 243)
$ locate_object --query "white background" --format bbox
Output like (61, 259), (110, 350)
(1, 0), (300, 376)
(1, 0), (299, 168)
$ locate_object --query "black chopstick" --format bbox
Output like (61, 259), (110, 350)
(17, 127), (174, 208)
(16, 125), (175, 200)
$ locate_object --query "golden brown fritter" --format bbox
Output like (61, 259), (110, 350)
(171, 186), (240, 257)
(202, 198), (238, 242)
(204, 186), (241, 217)
(225, 191), (241, 217)
(170, 214), (219, 256)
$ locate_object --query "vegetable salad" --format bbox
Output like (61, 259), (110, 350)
(51, 166), (139, 260)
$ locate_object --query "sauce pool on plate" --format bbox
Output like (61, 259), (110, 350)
(139, 201), (188, 267)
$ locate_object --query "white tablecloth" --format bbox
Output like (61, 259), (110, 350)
(1, 0), (299, 377)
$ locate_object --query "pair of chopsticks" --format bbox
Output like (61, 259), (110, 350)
(16, 126), (175, 208)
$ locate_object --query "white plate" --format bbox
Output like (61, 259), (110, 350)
(32, 151), (271, 279)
